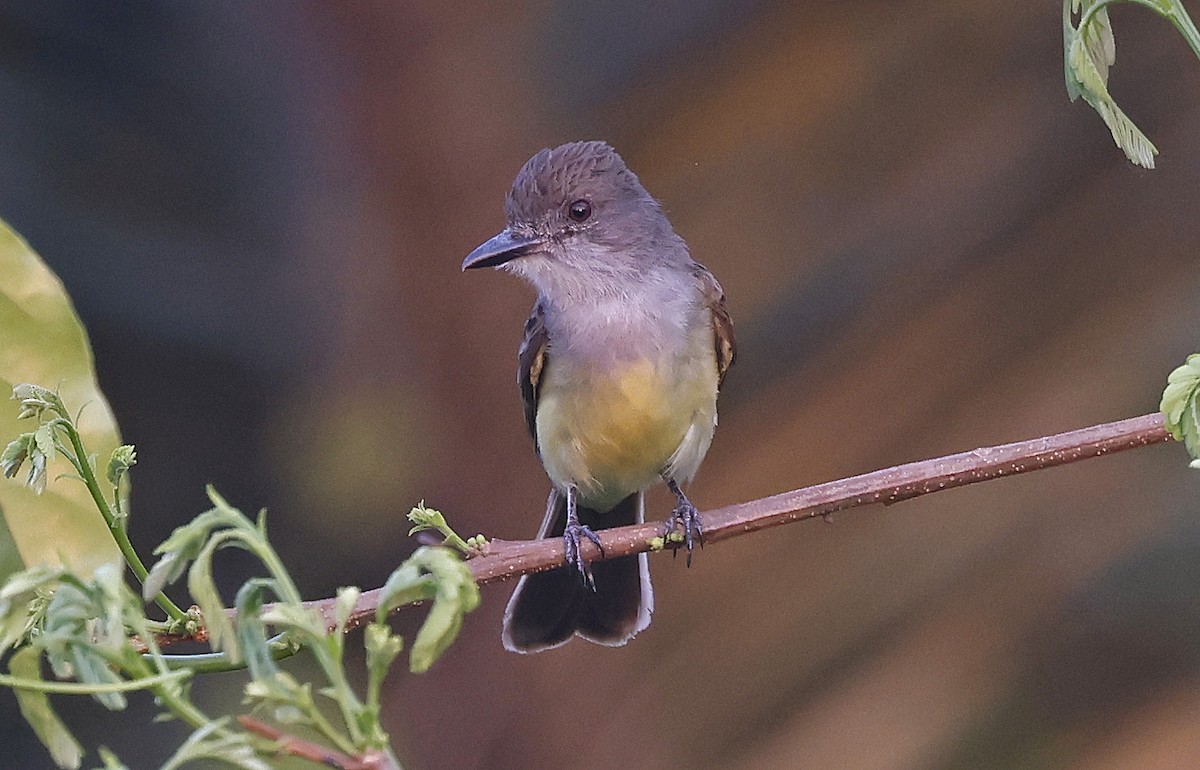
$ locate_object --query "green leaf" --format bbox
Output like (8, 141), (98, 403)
(12, 383), (67, 422)
(405, 548), (480, 674)
(407, 500), (475, 555)
(364, 623), (404, 672)
(9, 646), (84, 769)
(0, 564), (64, 652)
(92, 747), (130, 770)
(0, 220), (123, 582)
(375, 563), (433, 623)
(1063, 0), (1200, 168)
(364, 621), (403, 721)
(258, 602), (326, 642)
(242, 670), (311, 727)
(0, 511), (23, 594)
(143, 508), (234, 601)
(141, 552), (183, 603)
(37, 567), (138, 711)
(1162, 353), (1200, 464)
(104, 446), (136, 521)
(233, 578), (280, 683)
(188, 533), (238, 661)
(103, 446), (136, 488)
(334, 585), (360, 633)
(1064, 22), (1157, 168)
(1, 433), (33, 480)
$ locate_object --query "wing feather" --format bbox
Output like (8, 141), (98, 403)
(693, 263), (736, 384)
(517, 300), (549, 453)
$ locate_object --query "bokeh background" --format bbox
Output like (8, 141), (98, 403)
(3, 2), (1200, 768)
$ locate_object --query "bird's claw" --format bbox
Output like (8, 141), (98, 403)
(663, 498), (704, 567)
(563, 522), (604, 589)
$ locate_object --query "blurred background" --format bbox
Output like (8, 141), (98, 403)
(2, 1), (1200, 768)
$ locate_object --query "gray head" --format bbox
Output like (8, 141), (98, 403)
(462, 141), (689, 299)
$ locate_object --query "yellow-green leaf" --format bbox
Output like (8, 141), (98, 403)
(0, 220), (122, 582)
(9, 646), (84, 769)
(1162, 353), (1200, 464)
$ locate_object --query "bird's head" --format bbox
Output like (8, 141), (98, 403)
(462, 141), (686, 299)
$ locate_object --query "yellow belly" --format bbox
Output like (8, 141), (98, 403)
(536, 355), (715, 511)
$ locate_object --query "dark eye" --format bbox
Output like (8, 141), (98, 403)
(568, 199), (592, 222)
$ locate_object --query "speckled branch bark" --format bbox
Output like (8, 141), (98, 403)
(319, 412), (1171, 632)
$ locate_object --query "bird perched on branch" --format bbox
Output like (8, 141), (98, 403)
(463, 141), (735, 652)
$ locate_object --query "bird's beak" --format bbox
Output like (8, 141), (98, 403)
(461, 229), (543, 271)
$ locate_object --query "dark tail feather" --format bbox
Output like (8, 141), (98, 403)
(502, 491), (652, 653)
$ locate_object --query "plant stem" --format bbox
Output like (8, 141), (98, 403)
(300, 631), (368, 749)
(304, 694), (362, 758)
(0, 668), (190, 694)
(255, 535), (303, 607)
(251, 526), (370, 748)
(153, 679), (217, 732)
(157, 635), (299, 673)
(62, 425), (188, 623)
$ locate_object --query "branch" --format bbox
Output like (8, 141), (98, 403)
(308, 412), (1170, 632)
(236, 716), (398, 770)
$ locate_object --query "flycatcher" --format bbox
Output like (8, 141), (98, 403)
(462, 141), (735, 653)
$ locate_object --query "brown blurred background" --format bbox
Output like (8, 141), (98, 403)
(3, 1), (1200, 768)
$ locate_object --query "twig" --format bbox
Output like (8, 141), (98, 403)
(305, 412), (1170, 632)
(236, 715), (398, 770)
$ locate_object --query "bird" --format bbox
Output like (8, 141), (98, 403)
(462, 140), (734, 653)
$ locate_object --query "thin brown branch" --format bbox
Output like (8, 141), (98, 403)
(310, 412), (1170, 632)
(236, 715), (398, 770)
(129, 622), (209, 653)
(150, 412), (1173, 638)
(465, 412), (1171, 580)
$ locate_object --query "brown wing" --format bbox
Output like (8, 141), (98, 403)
(517, 299), (549, 454)
(693, 263), (736, 385)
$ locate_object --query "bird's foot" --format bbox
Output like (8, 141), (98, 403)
(663, 479), (704, 567)
(563, 521), (604, 589)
